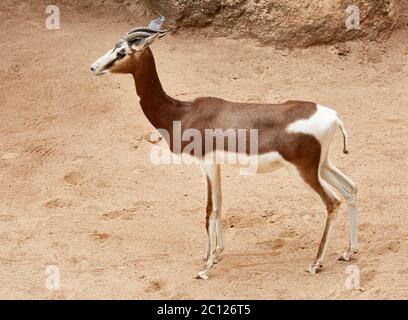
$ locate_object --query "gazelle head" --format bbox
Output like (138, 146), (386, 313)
(90, 16), (169, 75)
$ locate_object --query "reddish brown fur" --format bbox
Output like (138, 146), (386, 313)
(103, 43), (353, 275)
(127, 48), (330, 200)
(130, 48), (319, 161)
(205, 176), (213, 231)
(128, 47), (339, 214)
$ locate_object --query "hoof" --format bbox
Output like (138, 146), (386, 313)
(338, 254), (351, 262)
(308, 263), (323, 274)
(196, 271), (209, 280)
(338, 249), (357, 262)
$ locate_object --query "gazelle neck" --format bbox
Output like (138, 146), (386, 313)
(131, 47), (188, 133)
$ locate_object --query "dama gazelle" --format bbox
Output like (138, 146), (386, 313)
(91, 17), (358, 280)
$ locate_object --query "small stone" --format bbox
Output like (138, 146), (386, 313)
(334, 43), (350, 57)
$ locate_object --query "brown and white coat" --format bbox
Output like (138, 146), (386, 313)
(91, 17), (358, 280)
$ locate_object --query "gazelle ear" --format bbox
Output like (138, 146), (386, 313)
(147, 16), (165, 30)
(130, 33), (160, 51)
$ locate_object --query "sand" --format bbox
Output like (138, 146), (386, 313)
(0, 4), (407, 299)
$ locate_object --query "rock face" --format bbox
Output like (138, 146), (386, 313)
(398, 0), (408, 28)
(141, 0), (399, 47)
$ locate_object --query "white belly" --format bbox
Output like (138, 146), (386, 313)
(149, 139), (286, 175)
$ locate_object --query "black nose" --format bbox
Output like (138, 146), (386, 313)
(90, 66), (95, 72)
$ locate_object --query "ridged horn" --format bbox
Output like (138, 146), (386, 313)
(127, 27), (165, 34)
(125, 31), (154, 42)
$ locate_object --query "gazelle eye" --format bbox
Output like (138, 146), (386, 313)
(117, 50), (126, 59)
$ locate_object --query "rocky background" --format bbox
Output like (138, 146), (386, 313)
(141, 0), (401, 47)
(399, 0), (408, 27)
(2, 0), (404, 47)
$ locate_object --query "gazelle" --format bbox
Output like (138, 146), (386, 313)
(91, 17), (358, 280)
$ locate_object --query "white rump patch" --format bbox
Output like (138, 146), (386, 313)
(286, 104), (338, 144)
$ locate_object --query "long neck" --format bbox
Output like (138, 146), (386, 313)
(131, 48), (188, 134)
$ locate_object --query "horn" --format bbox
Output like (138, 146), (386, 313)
(125, 31), (154, 42)
(126, 27), (157, 36)
(157, 29), (170, 38)
(125, 29), (170, 42)
(127, 27), (170, 36)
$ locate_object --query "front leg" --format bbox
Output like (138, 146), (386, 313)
(214, 217), (224, 263)
(203, 211), (224, 264)
(197, 164), (222, 279)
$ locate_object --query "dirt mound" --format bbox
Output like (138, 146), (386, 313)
(141, 0), (399, 47)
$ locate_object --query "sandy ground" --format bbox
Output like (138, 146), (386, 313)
(0, 4), (408, 299)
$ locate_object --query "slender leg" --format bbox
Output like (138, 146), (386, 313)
(197, 164), (222, 280)
(214, 218), (224, 262)
(320, 160), (358, 261)
(308, 178), (341, 273)
(202, 172), (212, 262)
(202, 165), (223, 263)
(213, 166), (224, 263)
(291, 160), (341, 274)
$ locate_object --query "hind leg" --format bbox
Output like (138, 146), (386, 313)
(308, 178), (341, 273)
(287, 161), (341, 273)
(320, 159), (358, 261)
